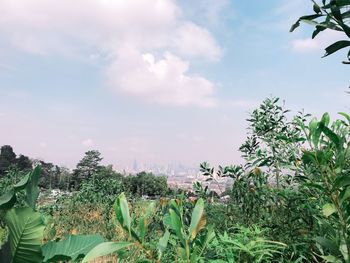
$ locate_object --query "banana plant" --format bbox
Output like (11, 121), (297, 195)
(163, 198), (215, 262)
(112, 193), (214, 262)
(0, 166), (45, 263)
(112, 192), (169, 261)
(0, 166), (116, 263)
(82, 193), (170, 263)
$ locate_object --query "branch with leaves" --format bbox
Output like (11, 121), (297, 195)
(290, 0), (350, 64)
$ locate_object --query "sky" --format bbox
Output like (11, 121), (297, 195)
(0, 0), (349, 169)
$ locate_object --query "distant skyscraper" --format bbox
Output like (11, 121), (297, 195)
(133, 159), (138, 172)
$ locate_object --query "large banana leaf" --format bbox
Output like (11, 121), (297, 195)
(42, 234), (104, 262)
(4, 207), (45, 263)
(0, 189), (17, 210)
(189, 198), (206, 240)
(82, 242), (133, 263)
(114, 193), (131, 234)
(0, 166), (41, 211)
(25, 166), (41, 209)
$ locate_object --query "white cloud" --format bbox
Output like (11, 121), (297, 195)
(0, 0), (221, 107)
(292, 31), (346, 53)
(292, 38), (319, 53)
(107, 49), (216, 107)
(172, 22), (222, 60)
(82, 139), (94, 147)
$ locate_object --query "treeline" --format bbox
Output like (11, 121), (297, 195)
(0, 146), (168, 196)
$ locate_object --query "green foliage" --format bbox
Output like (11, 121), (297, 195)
(164, 198), (215, 262)
(73, 176), (124, 204)
(0, 145), (17, 175)
(297, 112), (350, 262)
(3, 208), (45, 263)
(192, 182), (211, 200)
(291, 0), (350, 64)
(200, 98), (329, 261)
(2, 98), (350, 263)
(0, 166), (114, 263)
(42, 234), (104, 262)
(71, 150), (103, 189)
(208, 225), (286, 263)
(240, 97), (305, 187)
(82, 242), (133, 262)
(123, 171), (168, 197)
(112, 193), (214, 262)
(0, 166), (41, 210)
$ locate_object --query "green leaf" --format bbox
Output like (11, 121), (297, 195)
(340, 187), (350, 204)
(330, 2), (343, 21)
(321, 112), (330, 126)
(338, 112), (350, 125)
(309, 118), (322, 148)
(157, 230), (170, 259)
(302, 151), (317, 164)
(333, 175), (350, 190)
(139, 217), (146, 242)
(290, 21), (301, 32)
(312, 25), (327, 38)
(309, 117), (318, 132)
(25, 166), (41, 209)
(313, 3), (322, 14)
(169, 209), (184, 243)
(198, 225), (216, 257)
(145, 201), (156, 218)
(189, 198), (206, 240)
(169, 199), (182, 218)
(163, 213), (172, 229)
(343, 10), (350, 19)
(82, 242), (133, 263)
(4, 207), (45, 263)
(322, 203), (337, 217)
(42, 234), (104, 262)
(315, 236), (341, 257)
(139, 201), (156, 241)
(13, 172), (30, 191)
(320, 124), (341, 149)
(190, 251), (198, 263)
(0, 189), (16, 210)
(323, 40), (350, 57)
(290, 14), (323, 32)
(114, 193), (131, 235)
(320, 255), (343, 263)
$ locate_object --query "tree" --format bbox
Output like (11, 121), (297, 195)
(16, 154), (32, 172)
(124, 172), (168, 197)
(97, 165), (123, 180)
(72, 150), (103, 189)
(239, 97), (306, 187)
(290, 0), (350, 64)
(56, 166), (72, 190)
(0, 145), (16, 175)
(37, 161), (56, 189)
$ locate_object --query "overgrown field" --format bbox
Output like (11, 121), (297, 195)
(0, 95), (350, 262)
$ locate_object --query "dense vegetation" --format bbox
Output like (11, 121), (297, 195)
(1, 96), (349, 262)
(0, 0), (349, 262)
